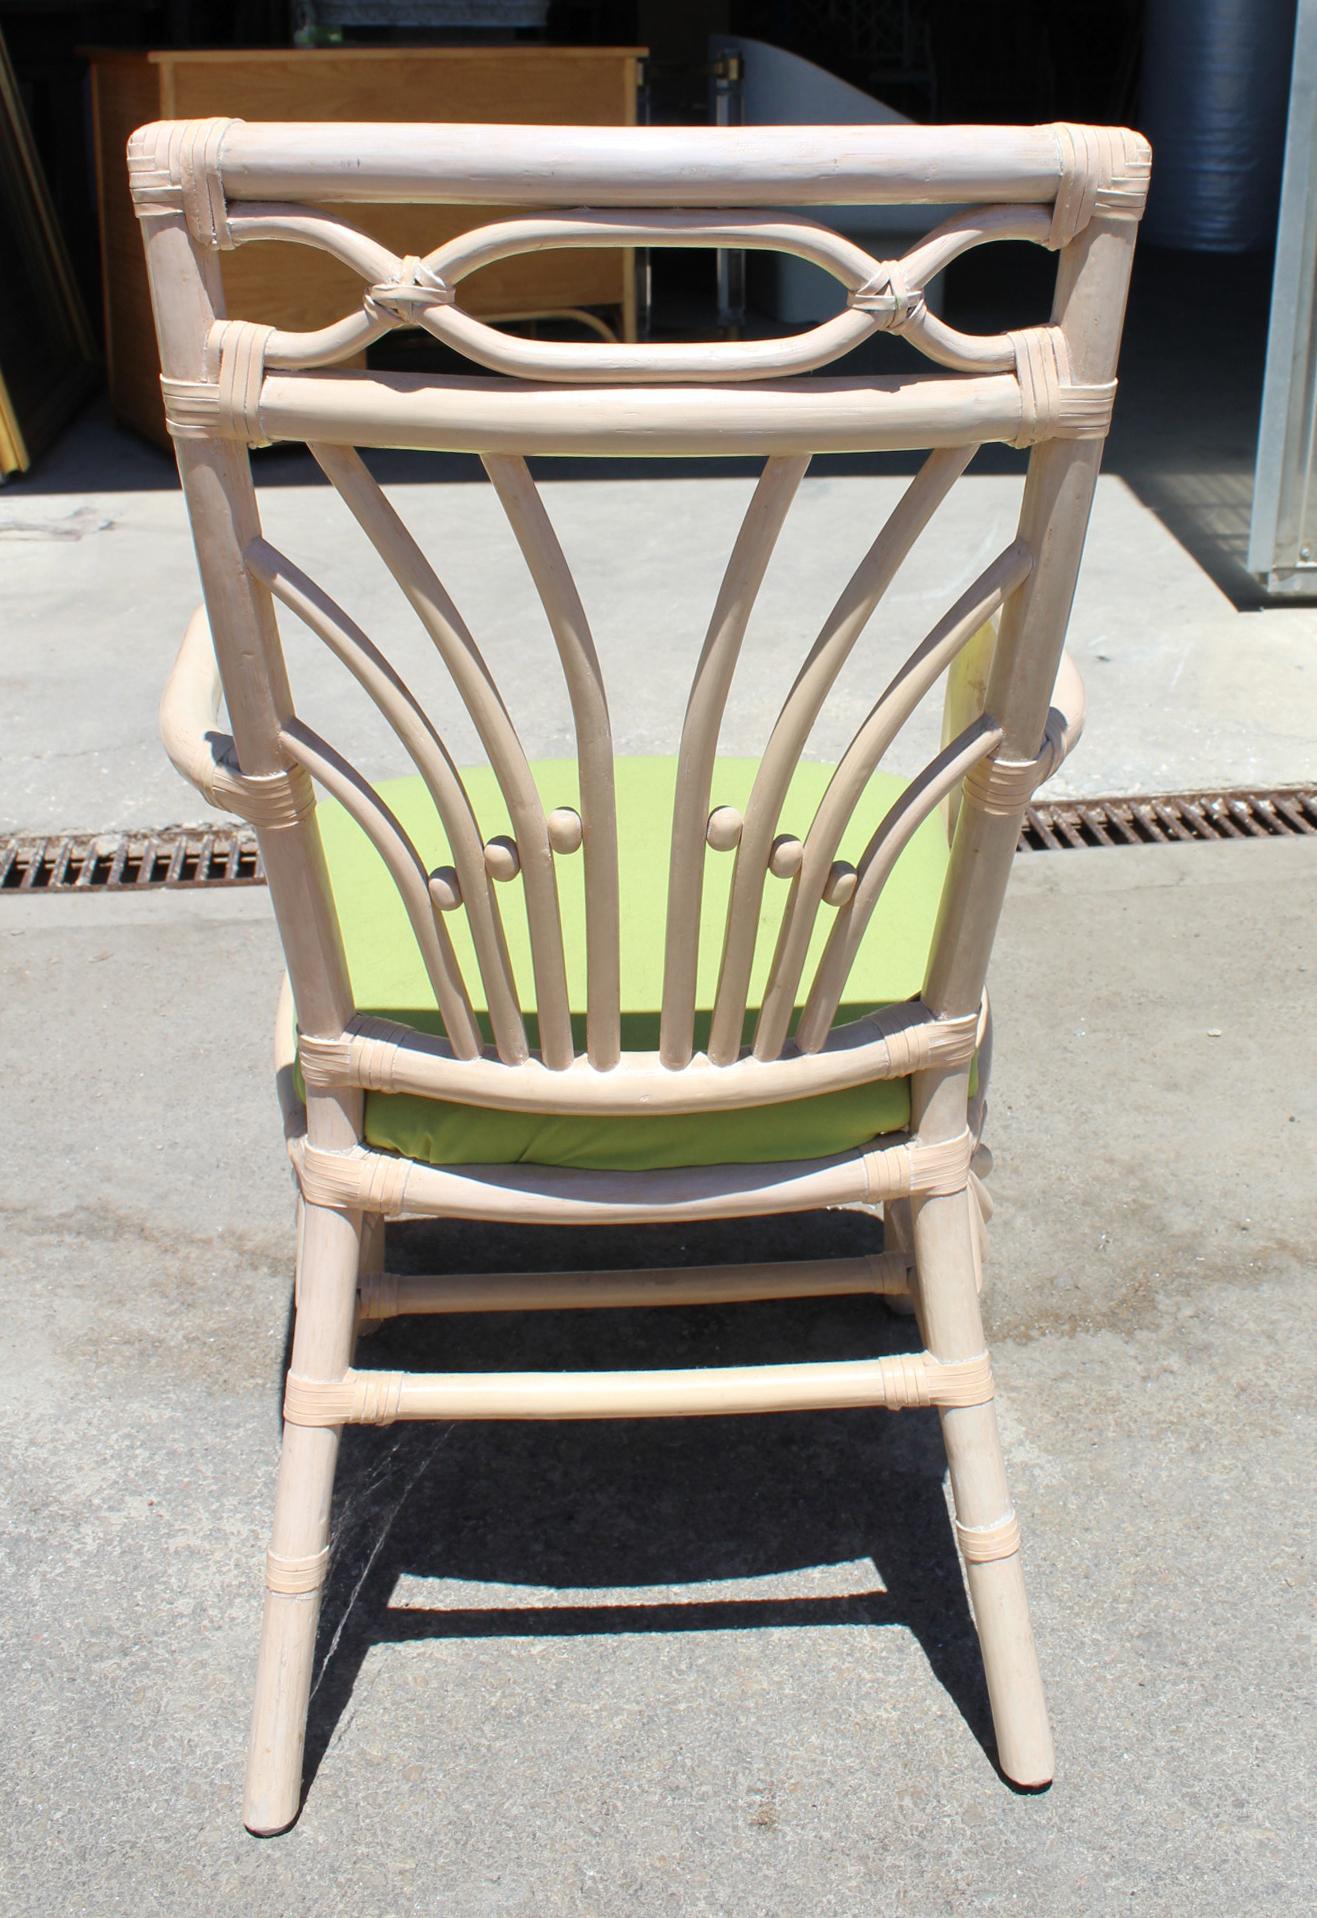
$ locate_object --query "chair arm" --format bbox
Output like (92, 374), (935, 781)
(159, 608), (311, 828)
(940, 615), (999, 841)
(943, 625), (1086, 834)
(158, 606), (249, 815)
(1040, 647), (1086, 779)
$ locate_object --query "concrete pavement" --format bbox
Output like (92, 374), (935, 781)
(2, 837), (1313, 1914)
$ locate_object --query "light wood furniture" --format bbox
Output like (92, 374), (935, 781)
(133, 115), (1148, 1832)
(88, 47), (645, 445)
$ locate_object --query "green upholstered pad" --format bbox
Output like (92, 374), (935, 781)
(309, 758), (950, 1169)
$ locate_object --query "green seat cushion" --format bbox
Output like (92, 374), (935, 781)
(308, 757), (949, 1170)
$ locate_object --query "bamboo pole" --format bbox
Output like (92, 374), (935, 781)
(311, 443), (575, 1066)
(279, 718), (481, 1059)
(753, 541), (1031, 1059)
(260, 371), (1031, 460)
(297, 1000), (978, 1112)
(482, 455), (621, 1068)
(295, 1128), (972, 1225)
(356, 1254), (913, 1320)
(707, 447), (973, 1064)
(249, 538), (526, 1062)
(797, 719), (1003, 1053)
(284, 1347), (994, 1424)
(213, 121), (1072, 207)
(660, 456), (810, 1067)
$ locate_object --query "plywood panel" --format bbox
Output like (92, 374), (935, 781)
(167, 47), (638, 125)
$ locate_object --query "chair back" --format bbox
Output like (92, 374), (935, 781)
(138, 119), (1148, 1135)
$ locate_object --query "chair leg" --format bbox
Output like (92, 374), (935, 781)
(882, 1198), (919, 1317)
(244, 1201), (362, 1835)
(353, 1211), (387, 1341)
(912, 1186), (1054, 1788)
(358, 1211), (385, 1282)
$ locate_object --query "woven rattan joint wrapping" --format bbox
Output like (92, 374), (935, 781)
(927, 1351), (995, 1408)
(962, 711), (1068, 817)
(265, 1545), (330, 1594)
(1009, 327), (1115, 448)
(963, 751), (1048, 816)
(211, 320), (274, 444)
(365, 256), (455, 322)
(297, 1143), (412, 1214)
(126, 118), (239, 241)
(159, 377), (222, 441)
(227, 762), (315, 831)
(1049, 123), (1152, 249)
(284, 1370), (405, 1427)
(296, 1033), (356, 1091)
(125, 131), (175, 215)
(161, 320), (273, 446)
(876, 1010), (978, 1078)
(955, 1511), (1022, 1563)
(847, 262), (925, 329)
(177, 117), (239, 249)
(187, 742), (315, 831)
(864, 1129), (973, 1203)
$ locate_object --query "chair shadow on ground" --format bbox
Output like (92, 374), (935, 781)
(280, 1208), (1005, 1808)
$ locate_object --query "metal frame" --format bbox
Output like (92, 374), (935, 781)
(1249, 0), (1317, 594)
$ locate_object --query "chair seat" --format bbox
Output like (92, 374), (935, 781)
(310, 757), (950, 1169)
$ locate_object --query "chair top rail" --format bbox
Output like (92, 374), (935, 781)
(197, 121), (1076, 207)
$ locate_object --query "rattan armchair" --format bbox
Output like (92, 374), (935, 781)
(133, 115), (1148, 1832)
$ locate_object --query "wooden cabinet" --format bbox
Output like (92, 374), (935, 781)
(86, 46), (646, 445)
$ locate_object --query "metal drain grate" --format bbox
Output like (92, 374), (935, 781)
(1019, 787), (1317, 851)
(2, 788), (1314, 894)
(0, 826), (264, 893)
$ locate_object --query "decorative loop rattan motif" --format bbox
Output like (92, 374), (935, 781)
(847, 262), (925, 329)
(364, 256), (455, 322)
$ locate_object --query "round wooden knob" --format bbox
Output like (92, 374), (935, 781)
(823, 859), (857, 906)
(484, 835), (520, 881)
(427, 866), (463, 912)
(706, 806), (743, 852)
(768, 833), (803, 878)
(547, 807), (583, 854)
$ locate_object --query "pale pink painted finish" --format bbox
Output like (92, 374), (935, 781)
(135, 115), (1148, 1831)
